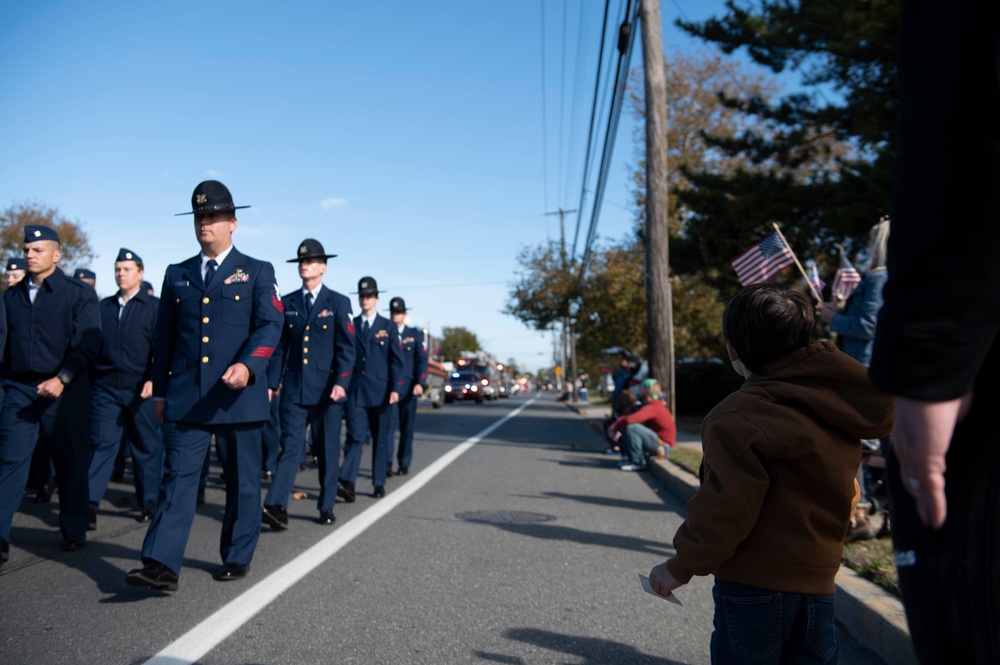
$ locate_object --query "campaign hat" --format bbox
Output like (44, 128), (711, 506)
(175, 180), (250, 216)
(288, 238), (337, 263)
(116, 247), (143, 263)
(389, 297), (407, 314)
(355, 276), (381, 296)
(24, 225), (60, 244)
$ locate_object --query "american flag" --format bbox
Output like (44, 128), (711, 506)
(832, 254), (862, 301)
(731, 231), (795, 286)
(807, 260), (826, 293)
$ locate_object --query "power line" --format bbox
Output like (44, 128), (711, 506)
(539, 0), (550, 214)
(557, 0), (569, 208)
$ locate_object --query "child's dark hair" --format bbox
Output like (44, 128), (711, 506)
(722, 282), (814, 374)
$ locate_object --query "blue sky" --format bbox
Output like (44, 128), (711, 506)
(0, 0), (739, 373)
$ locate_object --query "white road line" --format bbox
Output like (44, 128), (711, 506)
(145, 396), (538, 665)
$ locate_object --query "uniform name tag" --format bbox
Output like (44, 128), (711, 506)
(173, 281), (190, 287)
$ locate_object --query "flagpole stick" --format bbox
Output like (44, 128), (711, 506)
(771, 222), (821, 301)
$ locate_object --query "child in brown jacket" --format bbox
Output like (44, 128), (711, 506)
(648, 282), (894, 664)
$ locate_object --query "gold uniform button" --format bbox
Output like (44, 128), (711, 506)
(235, 295), (240, 301)
(303, 348), (309, 354)
(202, 317), (210, 324)
(176, 298), (180, 303)
(288, 323), (294, 328)
(322, 325), (328, 330)
(202, 356), (209, 364)
(303, 336), (309, 342)
(203, 297), (210, 304)
(303, 359), (309, 365)
(305, 325), (310, 331)
(202, 336), (209, 343)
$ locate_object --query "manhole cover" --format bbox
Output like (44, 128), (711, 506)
(456, 510), (557, 524)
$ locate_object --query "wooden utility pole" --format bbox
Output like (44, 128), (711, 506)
(545, 206), (578, 400)
(640, 0), (675, 413)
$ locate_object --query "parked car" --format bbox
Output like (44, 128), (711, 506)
(443, 371), (484, 404)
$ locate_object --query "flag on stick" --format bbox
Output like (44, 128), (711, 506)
(807, 260), (826, 294)
(832, 254), (862, 301)
(731, 231), (795, 286)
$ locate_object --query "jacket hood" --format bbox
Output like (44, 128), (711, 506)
(742, 341), (893, 440)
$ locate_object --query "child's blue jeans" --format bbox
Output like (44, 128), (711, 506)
(711, 578), (839, 664)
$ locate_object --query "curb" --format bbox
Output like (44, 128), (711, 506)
(566, 401), (917, 665)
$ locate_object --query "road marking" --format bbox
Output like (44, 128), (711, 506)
(145, 396), (539, 665)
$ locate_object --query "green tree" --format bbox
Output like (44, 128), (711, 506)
(1, 201), (96, 270)
(503, 239), (577, 331)
(439, 326), (481, 362)
(674, 1), (899, 279)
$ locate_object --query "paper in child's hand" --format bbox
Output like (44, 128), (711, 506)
(638, 574), (683, 606)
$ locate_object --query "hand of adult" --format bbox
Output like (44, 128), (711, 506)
(413, 384), (424, 397)
(330, 385), (346, 402)
(140, 380), (153, 400)
(893, 394), (972, 529)
(389, 391), (400, 405)
(816, 301), (839, 325)
(648, 562), (682, 598)
(268, 388), (275, 403)
(221, 363), (251, 390)
(37, 377), (64, 400)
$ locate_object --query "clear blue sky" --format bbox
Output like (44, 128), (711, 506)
(0, 0), (738, 373)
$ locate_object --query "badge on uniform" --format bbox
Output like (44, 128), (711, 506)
(173, 280), (190, 287)
(374, 329), (389, 339)
(223, 268), (249, 285)
(347, 315), (355, 336)
(402, 336), (414, 344)
(317, 309), (334, 318)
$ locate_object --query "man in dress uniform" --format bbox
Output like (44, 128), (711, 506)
(261, 238), (355, 528)
(86, 248), (162, 528)
(337, 277), (404, 500)
(74, 268), (97, 289)
(0, 225), (100, 563)
(5, 258), (26, 291)
(388, 297), (428, 476)
(124, 180), (282, 590)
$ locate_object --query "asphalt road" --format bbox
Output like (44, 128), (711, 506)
(0, 393), (881, 664)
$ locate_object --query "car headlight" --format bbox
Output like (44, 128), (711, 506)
(444, 385), (452, 392)
(471, 385), (478, 391)
(481, 379), (488, 385)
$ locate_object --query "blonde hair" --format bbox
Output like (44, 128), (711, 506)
(867, 216), (890, 272)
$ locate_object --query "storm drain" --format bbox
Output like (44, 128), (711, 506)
(456, 510), (557, 525)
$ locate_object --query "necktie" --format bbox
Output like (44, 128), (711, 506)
(362, 319), (370, 338)
(204, 259), (218, 287)
(305, 292), (314, 313)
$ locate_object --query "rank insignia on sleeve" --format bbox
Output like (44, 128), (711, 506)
(223, 268), (250, 284)
(347, 316), (355, 335)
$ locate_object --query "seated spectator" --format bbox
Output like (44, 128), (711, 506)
(610, 379), (676, 471)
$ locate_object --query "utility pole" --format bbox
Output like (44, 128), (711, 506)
(545, 206), (578, 400)
(640, 0), (675, 414)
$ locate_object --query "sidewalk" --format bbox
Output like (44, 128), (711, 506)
(566, 400), (916, 665)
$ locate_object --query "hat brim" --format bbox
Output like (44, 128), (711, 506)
(286, 254), (338, 263)
(174, 205), (251, 216)
(353, 290), (382, 296)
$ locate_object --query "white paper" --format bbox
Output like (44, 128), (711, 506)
(638, 574), (683, 606)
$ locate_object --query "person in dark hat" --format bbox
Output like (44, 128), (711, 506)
(338, 276), (404, 500)
(0, 225), (100, 563)
(86, 248), (163, 528)
(74, 268), (96, 289)
(141, 280), (154, 296)
(388, 297), (428, 476)
(261, 238), (355, 528)
(125, 181), (282, 590)
(4, 258), (26, 291)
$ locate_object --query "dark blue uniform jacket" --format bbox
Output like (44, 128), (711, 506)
(350, 313), (405, 408)
(398, 325), (429, 398)
(267, 285), (356, 405)
(93, 291), (158, 389)
(2, 269), (100, 383)
(152, 248), (282, 425)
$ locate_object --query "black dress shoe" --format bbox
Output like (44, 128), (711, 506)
(336, 482), (356, 503)
(61, 538), (87, 552)
(399, 466), (409, 475)
(261, 469), (273, 482)
(1, 538), (10, 564)
(261, 504), (289, 530)
(110, 471), (125, 483)
(137, 505), (155, 523)
(34, 481), (55, 504)
(196, 489), (206, 506)
(318, 509), (336, 525)
(373, 485), (386, 498)
(386, 464), (394, 478)
(126, 562), (178, 591)
(214, 563), (248, 581)
(88, 502), (98, 531)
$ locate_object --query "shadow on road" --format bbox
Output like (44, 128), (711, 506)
(479, 521), (674, 557)
(474, 627), (691, 664)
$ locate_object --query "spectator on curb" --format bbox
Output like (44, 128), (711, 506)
(610, 378), (675, 471)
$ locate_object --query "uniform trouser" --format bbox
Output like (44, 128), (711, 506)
(265, 399), (344, 512)
(262, 396), (280, 473)
(0, 378), (92, 544)
(394, 396), (418, 468)
(341, 400), (391, 488)
(140, 421), (263, 576)
(88, 382), (163, 510)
